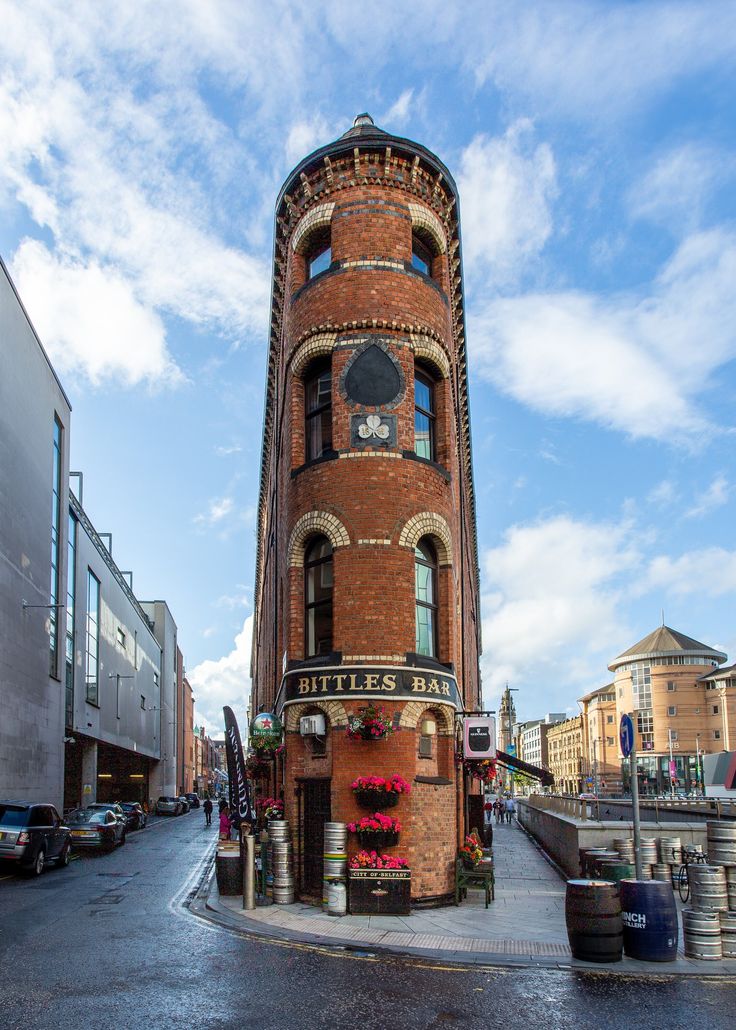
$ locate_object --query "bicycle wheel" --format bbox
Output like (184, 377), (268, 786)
(677, 863), (690, 903)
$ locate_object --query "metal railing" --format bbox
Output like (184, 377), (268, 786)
(523, 793), (736, 823)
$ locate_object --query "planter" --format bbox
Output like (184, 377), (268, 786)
(356, 830), (399, 849)
(354, 789), (399, 810)
(356, 728), (388, 741)
(349, 868), (411, 915)
(462, 858), (479, 871)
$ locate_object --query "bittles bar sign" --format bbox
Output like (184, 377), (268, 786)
(276, 665), (461, 711)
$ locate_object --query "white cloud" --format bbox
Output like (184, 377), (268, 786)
(470, 229), (736, 443)
(684, 475), (731, 519)
(457, 121), (557, 284)
(647, 480), (678, 507)
(628, 144), (730, 233)
(214, 444), (243, 456)
(381, 89), (415, 128)
(472, 4), (736, 123)
(188, 616), (252, 739)
(646, 548), (736, 597)
(194, 496), (235, 527)
(10, 240), (183, 387)
(216, 589), (251, 611)
(284, 114), (334, 168)
(481, 515), (641, 703)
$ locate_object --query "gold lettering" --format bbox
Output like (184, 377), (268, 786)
(334, 674), (347, 692)
(382, 673), (396, 691)
(428, 678), (441, 695)
(411, 676), (427, 693)
(364, 674), (379, 690)
(318, 675), (331, 692)
(297, 677), (311, 696)
(441, 682), (450, 696)
(349, 674), (360, 690)
(311, 676), (318, 694)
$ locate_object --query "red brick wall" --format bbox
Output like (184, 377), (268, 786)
(252, 126), (481, 902)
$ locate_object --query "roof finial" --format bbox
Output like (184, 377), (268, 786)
(353, 112), (374, 128)
(661, 608), (665, 627)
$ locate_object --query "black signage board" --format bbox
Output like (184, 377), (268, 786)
(277, 666), (460, 711)
(467, 725), (491, 753)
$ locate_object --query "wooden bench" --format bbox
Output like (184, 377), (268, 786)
(454, 857), (495, 908)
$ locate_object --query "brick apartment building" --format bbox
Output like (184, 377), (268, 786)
(250, 114), (482, 903)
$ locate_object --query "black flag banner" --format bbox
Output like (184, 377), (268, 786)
(223, 706), (254, 825)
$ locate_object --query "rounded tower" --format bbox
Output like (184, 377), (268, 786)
(251, 114), (481, 904)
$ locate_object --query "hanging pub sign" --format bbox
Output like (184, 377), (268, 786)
(250, 711), (282, 741)
(463, 716), (497, 760)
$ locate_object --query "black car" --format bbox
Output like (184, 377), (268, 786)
(120, 802), (147, 830)
(185, 793), (200, 809)
(0, 801), (72, 876)
(67, 807), (126, 850)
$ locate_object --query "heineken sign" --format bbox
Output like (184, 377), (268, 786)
(251, 712), (282, 740)
(277, 665), (461, 710)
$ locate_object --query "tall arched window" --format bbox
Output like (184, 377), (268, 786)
(414, 368), (434, 460)
(415, 539), (438, 658)
(305, 361), (332, 461)
(305, 536), (333, 657)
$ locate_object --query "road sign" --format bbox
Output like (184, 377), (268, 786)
(620, 713), (634, 758)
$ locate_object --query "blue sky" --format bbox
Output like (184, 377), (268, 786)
(2, 2), (735, 734)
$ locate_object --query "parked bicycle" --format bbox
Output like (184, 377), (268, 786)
(677, 846), (708, 903)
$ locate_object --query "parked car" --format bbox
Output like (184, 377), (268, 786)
(156, 796), (182, 816)
(67, 808), (126, 850)
(0, 801), (71, 876)
(120, 802), (147, 830)
(86, 801), (126, 822)
(185, 793), (200, 809)
(177, 796), (190, 814)
(579, 793), (597, 801)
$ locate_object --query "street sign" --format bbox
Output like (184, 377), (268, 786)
(507, 742), (516, 755)
(620, 713), (634, 758)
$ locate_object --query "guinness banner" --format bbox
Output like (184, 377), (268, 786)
(276, 665), (461, 711)
(223, 706), (254, 825)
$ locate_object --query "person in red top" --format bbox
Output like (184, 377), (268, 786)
(219, 804), (232, 840)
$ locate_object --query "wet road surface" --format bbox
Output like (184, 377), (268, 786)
(0, 810), (732, 1029)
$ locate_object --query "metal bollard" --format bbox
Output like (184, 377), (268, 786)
(242, 833), (255, 910)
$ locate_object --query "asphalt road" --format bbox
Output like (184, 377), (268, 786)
(0, 810), (733, 1030)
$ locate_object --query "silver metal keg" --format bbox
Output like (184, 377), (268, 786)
(613, 838), (635, 863)
(719, 910), (736, 958)
(658, 836), (682, 865)
(725, 866), (736, 911)
(652, 863), (673, 883)
(639, 838), (658, 866)
(683, 909), (723, 960)
(689, 864), (728, 913)
(707, 821), (736, 867)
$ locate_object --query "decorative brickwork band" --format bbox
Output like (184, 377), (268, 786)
(287, 510), (351, 567)
(291, 201), (336, 254)
(408, 202), (447, 255)
(398, 512), (453, 566)
(399, 702), (454, 734)
(284, 699), (349, 732)
(291, 332), (338, 376)
(408, 333), (450, 379)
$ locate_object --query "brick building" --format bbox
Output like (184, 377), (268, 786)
(250, 115), (482, 903)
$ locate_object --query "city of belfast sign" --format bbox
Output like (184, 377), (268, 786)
(277, 665), (461, 711)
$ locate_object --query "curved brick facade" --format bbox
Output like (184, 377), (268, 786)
(251, 116), (482, 904)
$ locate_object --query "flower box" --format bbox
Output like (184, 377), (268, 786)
(348, 868), (411, 915)
(357, 830), (399, 849)
(354, 789), (399, 810)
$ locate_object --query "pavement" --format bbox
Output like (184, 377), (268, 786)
(204, 817), (736, 977)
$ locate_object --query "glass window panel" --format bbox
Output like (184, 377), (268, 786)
(416, 606), (434, 657)
(415, 377), (432, 412)
(415, 411), (431, 459)
(411, 250), (429, 275)
(309, 246), (331, 278)
(307, 603), (333, 656)
(415, 562), (433, 604)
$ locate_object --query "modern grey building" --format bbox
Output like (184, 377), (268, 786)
(0, 257), (71, 810)
(140, 600), (179, 798)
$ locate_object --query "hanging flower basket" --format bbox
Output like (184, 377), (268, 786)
(348, 813), (401, 850)
(346, 704), (394, 741)
(351, 775), (411, 810)
(251, 736), (281, 757)
(245, 755), (271, 780)
(455, 752), (497, 785)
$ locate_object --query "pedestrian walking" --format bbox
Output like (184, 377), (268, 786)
(219, 804), (232, 840)
(505, 796), (516, 824)
(203, 796), (213, 827)
(494, 798), (503, 824)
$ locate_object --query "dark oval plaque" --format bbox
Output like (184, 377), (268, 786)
(344, 344), (402, 406)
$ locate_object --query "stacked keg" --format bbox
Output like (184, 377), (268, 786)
(654, 836), (681, 885)
(683, 866), (728, 960)
(727, 867), (736, 912)
(720, 911), (736, 959)
(613, 838), (635, 864)
(638, 838), (658, 879)
(707, 820), (736, 868)
(268, 819), (294, 904)
(323, 821), (347, 911)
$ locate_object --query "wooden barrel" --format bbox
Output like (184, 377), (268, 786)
(565, 879), (622, 963)
(619, 879), (678, 962)
(581, 849), (609, 877)
(598, 861), (635, 883)
(215, 850), (243, 896)
(683, 909), (722, 960)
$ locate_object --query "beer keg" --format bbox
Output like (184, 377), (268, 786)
(683, 909), (722, 960)
(707, 821), (736, 867)
(689, 864), (728, 913)
(658, 836), (682, 865)
(719, 910), (736, 958)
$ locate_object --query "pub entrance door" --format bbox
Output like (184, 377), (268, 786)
(300, 778), (331, 895)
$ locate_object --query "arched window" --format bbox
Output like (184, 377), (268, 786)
(305, 536), (333, 657)
(415, 539), (438, 658)
(414, 367), (434, 461)
(305, 361), (332, 461)
(411, 233), (433, 276)
(306, 228), (332, 280)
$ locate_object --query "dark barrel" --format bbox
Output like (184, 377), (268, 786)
(619, 879), (678, 962)
(565, 879), (623, 963)
(598, 860), (635, 883)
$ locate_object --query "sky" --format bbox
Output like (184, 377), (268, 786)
(2, 1), (735, 735)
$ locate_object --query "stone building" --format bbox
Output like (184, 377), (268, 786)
(608, 625), (731, 795)
(546, 715), (585, 795)
(250, 114), (482, 904)
(578, 685), (621, 794)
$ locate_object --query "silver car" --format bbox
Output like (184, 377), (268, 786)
(156, 796), (182, 816)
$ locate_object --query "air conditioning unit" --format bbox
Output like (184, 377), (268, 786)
(300, 714), (326, 737)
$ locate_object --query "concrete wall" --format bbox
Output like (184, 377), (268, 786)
(517, 798), (708, 877)
(141, 600), (178, 798)
(0, 258), (71, 809)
